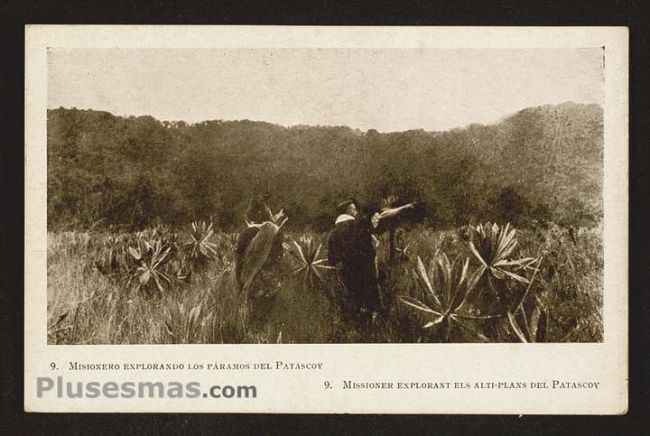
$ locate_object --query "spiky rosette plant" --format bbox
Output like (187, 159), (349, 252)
(500, 256), (547, 342)
(469, 222), (537, 282)
(464, 222), (547, 340)
(468, 222), (539, 308)
(128, 238), (172, 297)
(507, 297), (549, 343)
(399, 253), (487, 342)
(184, 221), (218, 271)
(284, 235), (334, 287)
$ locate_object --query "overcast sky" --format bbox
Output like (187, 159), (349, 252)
(48, 48), (604, 132)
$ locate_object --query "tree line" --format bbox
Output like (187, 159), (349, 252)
(47, 102), (603, 232)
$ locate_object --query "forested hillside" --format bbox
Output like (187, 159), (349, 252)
(47, 102), (603, 231)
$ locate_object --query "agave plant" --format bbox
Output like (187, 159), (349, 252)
(467, 222), (541, 313)
(184, 221), (218, 270)
(284, 235), (334, 287)
(399, 253), (487, 342)
(468, 222), (537, 283)
(506, 298), (549, 343)
(128, 238), (172, 296)
(499, 253), (547, 342)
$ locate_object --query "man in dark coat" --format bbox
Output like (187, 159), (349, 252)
(328, 198), (415, 325)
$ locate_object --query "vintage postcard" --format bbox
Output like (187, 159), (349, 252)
(25, 26), (628, 413)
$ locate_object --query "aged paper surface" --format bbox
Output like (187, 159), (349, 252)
(25, 26), (627, 413)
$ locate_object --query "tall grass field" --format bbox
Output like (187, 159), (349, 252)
(47, 221), (603, 344)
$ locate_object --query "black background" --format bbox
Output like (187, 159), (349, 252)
(0, 1), (647, 434)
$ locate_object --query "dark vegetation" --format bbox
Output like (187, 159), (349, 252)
(47, 102), (603, 232)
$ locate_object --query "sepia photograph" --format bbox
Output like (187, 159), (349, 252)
(45, 47), (606, 345)
(24, 25), (627, 415)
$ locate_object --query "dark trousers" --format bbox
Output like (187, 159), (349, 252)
(341, 261), (380, 315)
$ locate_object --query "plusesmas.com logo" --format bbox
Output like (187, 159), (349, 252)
(36, 377), (257, 399)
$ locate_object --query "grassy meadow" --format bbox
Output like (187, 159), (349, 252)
(46, 220), (603, 344)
